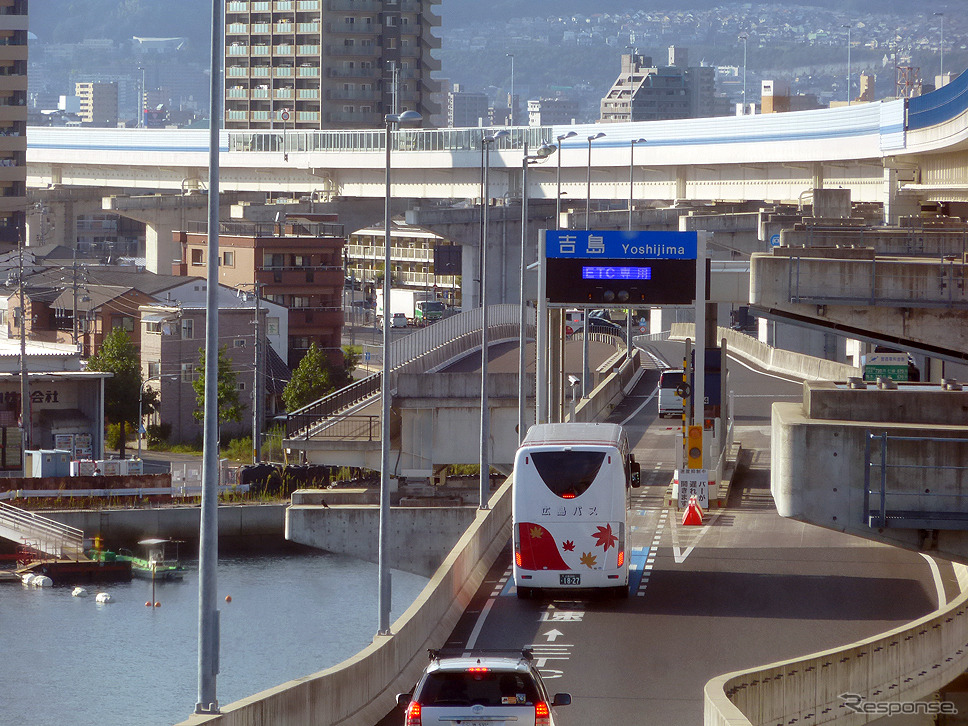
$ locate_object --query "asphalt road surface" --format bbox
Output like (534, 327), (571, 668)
(380, 341), (949, 725)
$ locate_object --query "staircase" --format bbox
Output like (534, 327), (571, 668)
(0, 502), (85, 560)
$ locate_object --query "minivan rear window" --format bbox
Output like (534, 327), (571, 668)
(660, 372), (683, 389)
(419, 671), (540, 707)
(530, 451), (606, 498)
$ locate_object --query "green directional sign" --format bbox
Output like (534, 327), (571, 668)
(863, 352), (909, 382)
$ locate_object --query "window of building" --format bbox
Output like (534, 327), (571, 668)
(223, 250), (235, 267)
(234, 338), (246, 348)
(113, 315), (135, 332)
(292, 254), (311, 266)
(182, 319), (194, 339)
(267, 317), (280, 335)
(181, 363), (195, 382)
(148, 361), (161, 378)
(264, 253), (285, 268)
(291, 296), (312, 308)
(237, 381), (246, 391)
(146, 321), (162, 334)
(191, 248), (204, 265)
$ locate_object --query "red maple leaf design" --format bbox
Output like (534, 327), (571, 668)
(592, 524), (617, 551)
(562, 540), (575, 552)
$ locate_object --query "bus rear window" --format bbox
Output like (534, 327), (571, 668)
(530, 451), (606, 499)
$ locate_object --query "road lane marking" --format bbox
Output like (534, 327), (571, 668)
(628, 546), (650, 594)
(620, 386), (658, 426)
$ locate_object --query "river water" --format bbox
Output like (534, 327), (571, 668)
(2, 550), (428, 726)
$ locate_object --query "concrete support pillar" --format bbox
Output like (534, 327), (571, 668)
(144, 219), (177, 274)
(675, 166), (687, 203)
(25, 189), (103, 249)
(883, 167), (921, 225)
(812, 162), (825, 190)
(461, 241), (481, 311)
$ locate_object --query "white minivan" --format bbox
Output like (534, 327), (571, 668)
(657, 368), (685, 418)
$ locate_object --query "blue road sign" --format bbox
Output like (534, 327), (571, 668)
(546, 230), (698, 260)
(770, 234), (781, 247)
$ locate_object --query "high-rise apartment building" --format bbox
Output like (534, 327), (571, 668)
(74, 81), (119, 126)
(224, 0), (441, 130)
(600, 52), (725, 123)
(0, 0), (27, 245)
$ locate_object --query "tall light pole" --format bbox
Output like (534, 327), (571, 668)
(844, 23), (852, 105)
(935, 12), (945, 83)
(555, 131), (577, 225)
(378, 109), (422, 637)
(480, 129), (508, 509)
(507, 53), (514, 126)
(237, 283), (264, 463)
(518, 141), (556, 445)
(739, 33), (749, 113)
(196, 0), (223, 714)
(583, 132), (605, 398)
(628, 138), (645, 359)
(139, 66), (146, 128)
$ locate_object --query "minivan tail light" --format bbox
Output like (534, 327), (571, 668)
(535, 701), (551, 726)
(405, 701), (421, 726)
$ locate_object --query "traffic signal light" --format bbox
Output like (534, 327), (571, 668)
(686, 425), (703, 468)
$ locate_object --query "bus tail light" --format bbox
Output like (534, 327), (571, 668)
(514, 547), (523, 567)
(535, 701), (551, 726)
(405, 701), (421, 726)
(616, 549), (625, 567)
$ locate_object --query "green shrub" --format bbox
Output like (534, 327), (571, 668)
(146, 422), (172, 448)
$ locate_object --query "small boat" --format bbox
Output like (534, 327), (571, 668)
(122, 539), (188, 582)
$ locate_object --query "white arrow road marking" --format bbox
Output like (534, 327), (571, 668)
(543, 628), (564, 642)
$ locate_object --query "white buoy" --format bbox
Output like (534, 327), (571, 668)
(72, 586), (88, 598)
(20, 573), (35, 585)
(31, 575), (52, 587)
(95, 592), (113, 604)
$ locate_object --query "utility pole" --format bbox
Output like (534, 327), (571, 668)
(251, 285), (262, 463)
(72, 245), (79, 350)
(18, 234), (29, 466)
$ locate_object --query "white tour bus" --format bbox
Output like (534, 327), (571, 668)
(512, 422), (640, 598)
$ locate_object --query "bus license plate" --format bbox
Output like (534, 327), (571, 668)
(560, 574), (581, 586)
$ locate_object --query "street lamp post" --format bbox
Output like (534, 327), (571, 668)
(936, 12), (945, 83)
(628, 138), (645, 359)
(237, 283), (264, 463)
(518, 141), (556, 445)
(548, 130), (576, 425)
(507, 53), (514, 126)
(844, 23), (852, 105)
(480, 129), (508, 509)
(739, 33), (749, 113)
(555, 131), (577, 225)
(139, 67), (146, 128)
(583, 132), (605, 399)
(378, 109), (422, 637)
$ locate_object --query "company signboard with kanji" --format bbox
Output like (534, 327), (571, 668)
(544, 230), (701, 306)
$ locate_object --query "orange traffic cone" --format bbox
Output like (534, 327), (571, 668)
(682, 495), (704, 526)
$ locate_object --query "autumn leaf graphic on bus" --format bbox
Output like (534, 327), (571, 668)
(592, 524), (618, 551)
(579, 551), (598, 568)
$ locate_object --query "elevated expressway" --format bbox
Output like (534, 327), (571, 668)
(24, 71), (968, 223)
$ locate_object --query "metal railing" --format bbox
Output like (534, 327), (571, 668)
(286, 304), (529, 440)
(864, 431), (968, 530)
(0, 501), (84, 558)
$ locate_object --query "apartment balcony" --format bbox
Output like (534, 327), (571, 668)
(326, 110), (380, 124)
(327, 89), (377, 102)
(296, 66), (320, 78)
(325, 45), (377, 57)
(250, 88), (270, 99)
(0, 74), (26, 92)
(296, 44), (320, 55)
(326, 22), (377, 35)
(251, 66), (271, 77)
(251, 1), (271, 9)
(326, 0), (378, 8)
(296, 88), (320, 100)
(327, 67), (376, 79)
(0, 135), (24, 152)
(274, 22), (294, 33)
(0, 164), (22, 182)
(227, 1), (249, 11)
(288, 308), (343, 329)
(251, 45), (271, 56)
(0, 14), (28, 31)
(258, 266), (343, 287)
(226, 110), (249, 122)
(227, 87), (249, 99)
(0, 45), (26, 62)
(274, 87), (294, 100)
(296, 0), (321, 9)
(228, 45), (250, 57)
(227, 66), (250, 78)
(297, 22), (320, 33)
(227, 23), (248, 34)
(252, 23), (271, 33)
(273, 44), (294, 56)
(274, 67), (295, 78)
(0, 105), (26, 123)
(273, 0), (293, 10)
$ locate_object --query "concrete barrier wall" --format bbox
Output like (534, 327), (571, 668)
(570, 348), (642, 423)
(670, 324), (860, 381)
(704, 563), (968, 726)
(45, 504), (287, 546)
(176, 478), (513, 726)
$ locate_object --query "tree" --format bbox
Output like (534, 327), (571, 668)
(87, 327), (154, 459)
(282, 343), (334, 412)
(192, 345), (245, 426)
